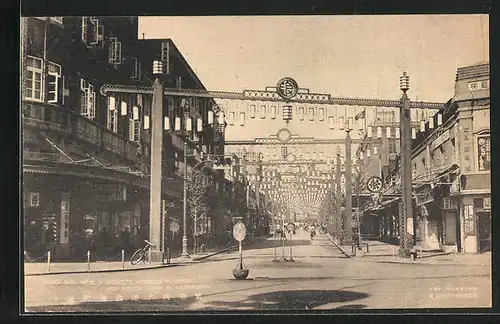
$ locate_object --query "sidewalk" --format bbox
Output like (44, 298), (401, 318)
(324, 234), (491, 266)
(24, 235), (268, 276)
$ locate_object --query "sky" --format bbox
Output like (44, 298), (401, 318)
(138, 15), (489, 150)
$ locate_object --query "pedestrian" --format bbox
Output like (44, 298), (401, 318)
(119, 226), (132, 256)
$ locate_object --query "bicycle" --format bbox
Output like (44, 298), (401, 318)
(130, 240), (156, 265)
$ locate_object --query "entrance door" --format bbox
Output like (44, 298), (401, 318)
(444, 211), (457, 245)
(477, 211), (491, 252)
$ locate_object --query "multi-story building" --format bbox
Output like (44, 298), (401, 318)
(22, 16), (223, 260)
(362, 62), (490, 254)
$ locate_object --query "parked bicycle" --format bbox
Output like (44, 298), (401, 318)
(130, 240), (156, 265)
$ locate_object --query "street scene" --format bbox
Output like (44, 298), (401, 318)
(21, 15), (491, 312)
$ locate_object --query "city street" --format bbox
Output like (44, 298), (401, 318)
(25, 229), (491, 312)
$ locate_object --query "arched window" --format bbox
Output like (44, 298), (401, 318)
(477, 131), (490, 171)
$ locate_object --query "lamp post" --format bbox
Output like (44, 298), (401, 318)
(399, 71), (414, 258)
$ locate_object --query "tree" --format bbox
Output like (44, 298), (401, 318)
(187, 170), (214, 254)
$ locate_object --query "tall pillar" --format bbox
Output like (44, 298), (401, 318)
(149, 78), (164, 261)
(400, 88), (414, 257)
(345, 130), (353, 245)
(335, 153), (342, 238)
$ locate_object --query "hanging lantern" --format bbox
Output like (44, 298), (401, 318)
(319, 107), (325, 121)
(374, 146), (378, 155)
(299, 107), (305, 121)
(143, 115), (150, 130)
(207, 110), (214, 125)
(366, 149), (371, 158)
(133, 106), (139, 120)
(359, 151), (364, 160)
(367, 126), (373, 138)
(260, 105), (266, 119)
(328, 116), (335, 130)
(164, 116), (170, 131)
(420, 120), (425, 132)
(185, 117), (192, 132)
(175, 117), (181, 131)
(377, 126), (382, 138)
(228, 112), (235, 126)
(428, 116), (434, 129)
(271, 106), (277, 119)
(339, 117), (344, 130)
(437, 113), (443, 126)
(386, 127), (391, 139)
(395, 127), (401, 139)
(120, 101), (127, 116)
(197, 118), (203, 132)
(217, 110), (225, 124)
(309, 107), (315, 121)
(240, 112), (246, 126)
(412, 128), (416, 139)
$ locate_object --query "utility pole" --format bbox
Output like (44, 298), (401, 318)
(345, 128), (353, 246)
(399, 71), (414, 257)
(335, 149), (342, 241)
(180, 141), (190, 258)
(149, 70), (164, 262)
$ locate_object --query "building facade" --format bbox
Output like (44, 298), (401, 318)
(22, 16), (225, 260)
(361, 62), (490, 254)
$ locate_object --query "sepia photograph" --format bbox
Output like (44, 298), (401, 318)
(21, 14), (491, 312)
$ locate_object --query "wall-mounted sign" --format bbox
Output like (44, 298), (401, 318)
(468, 80), (489, 91)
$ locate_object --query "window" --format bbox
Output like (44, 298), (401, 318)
(29, 192), (40, 207)
(80, 78), (96, 120)
(107, 96), (118, 132)
(108, 37), (122, 65)
(388, 139), (396, 154)
(25, 56), (43, 101)
(129, 118), (140, 142)
(47, 62), (62, 104)
(82, 17), (103, 45)
(477, 135), (491, 171)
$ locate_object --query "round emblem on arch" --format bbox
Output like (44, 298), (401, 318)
(277, 128), (292, 143)
(276, 77), (299, 100)
(366, 176), (383, 193)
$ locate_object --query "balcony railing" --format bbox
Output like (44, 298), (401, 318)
(22, 101), (141, 164)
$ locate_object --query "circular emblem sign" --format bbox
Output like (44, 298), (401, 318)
(276, 77), (299, 100)
(366, 176), (383, 193)
(277, 128), (292, 143)
(233, 222), (247, 242)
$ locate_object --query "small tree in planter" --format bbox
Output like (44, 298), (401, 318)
(187, 170), (213, 254)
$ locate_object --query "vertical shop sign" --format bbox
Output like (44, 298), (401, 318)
(463, 204), (475, 236)
(459, 119), (474, 173)
(60, 193), (70, 244)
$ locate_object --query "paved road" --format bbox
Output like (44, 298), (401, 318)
(24, 228), (491, 312)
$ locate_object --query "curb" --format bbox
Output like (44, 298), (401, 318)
(25, 236), (268, 276)
(323, 234), (351, 258)
(354, 257), (491, 267)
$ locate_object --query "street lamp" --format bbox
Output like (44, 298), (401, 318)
(399, 71), (414, 258)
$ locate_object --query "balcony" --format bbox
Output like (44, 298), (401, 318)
(22, 101), (141, 164)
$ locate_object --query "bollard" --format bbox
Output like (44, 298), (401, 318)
(121, 249), (125, 268)
(167, 247), (171, 264)
(392, 246), (395, 259)
(87, 250), (91, 272)
(366, 243), (369, 253)
(419, 246), (423, 261)
(47, 251), (51, 273)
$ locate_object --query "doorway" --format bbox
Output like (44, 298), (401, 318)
(477, 211), (491, 253)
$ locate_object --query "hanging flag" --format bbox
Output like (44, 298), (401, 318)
(354, 110), (366, 120)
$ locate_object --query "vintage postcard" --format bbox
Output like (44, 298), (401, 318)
(22, 15), (491, 312)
